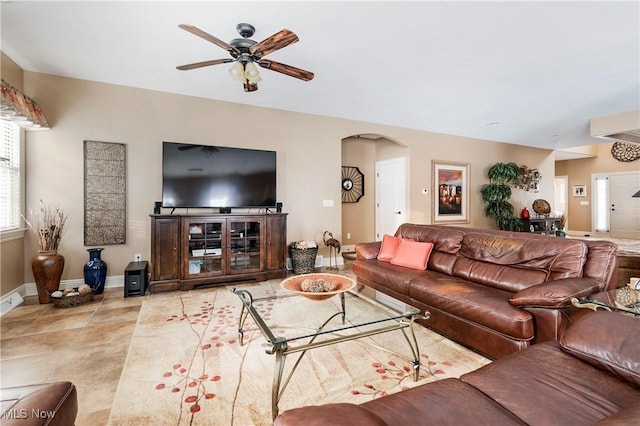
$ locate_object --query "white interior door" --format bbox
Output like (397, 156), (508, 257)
(554, 175), (568, 219)
(609, 172), (640, 239)
(375, 157), (406, 241)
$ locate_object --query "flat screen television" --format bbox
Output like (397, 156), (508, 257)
(162, 142), (276, 209)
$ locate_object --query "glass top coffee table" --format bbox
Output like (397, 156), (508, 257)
(572, 288), (640, 317)
(231, 273), (429, 419)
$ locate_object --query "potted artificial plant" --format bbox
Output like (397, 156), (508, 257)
(480, 162), (523, 232)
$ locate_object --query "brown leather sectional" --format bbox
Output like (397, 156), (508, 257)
(274, 311), (640, 425)
(353, 224), (619, 359)
(0, 381), (77, 425)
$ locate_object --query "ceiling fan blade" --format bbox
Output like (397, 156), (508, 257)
(176, 58), (233, 71)
(249, 29), (299, 58)
(258, 60), (314, 81)
(179, 24), (240, 55)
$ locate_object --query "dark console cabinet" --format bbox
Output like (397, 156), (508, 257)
(149, 213), (287, 293)
(521, 217), (565, 237)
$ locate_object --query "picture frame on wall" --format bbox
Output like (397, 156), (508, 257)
(432, 160), (470, 224)
(573, 185), (587, 197)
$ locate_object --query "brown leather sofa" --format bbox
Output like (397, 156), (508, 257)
(353, 224), (618, 359)
(0, 381), (77, 426)
(274, 311), (640, 426)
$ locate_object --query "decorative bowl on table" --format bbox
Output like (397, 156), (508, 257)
(280, 273), (356, 301)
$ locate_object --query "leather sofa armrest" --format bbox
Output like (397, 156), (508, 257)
(509, 277), (602, 308)
(0, 381), (77, 426)
(274, 403), (387, 426)
(355, 242), (382, 260)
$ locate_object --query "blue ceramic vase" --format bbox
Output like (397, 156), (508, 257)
(84, 248), (107, 294)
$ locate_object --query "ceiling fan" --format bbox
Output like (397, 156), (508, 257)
(176, 23), (314, 92)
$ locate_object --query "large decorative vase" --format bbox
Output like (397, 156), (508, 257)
(32, 251), (65, 304)
(84, 248), (108, 295)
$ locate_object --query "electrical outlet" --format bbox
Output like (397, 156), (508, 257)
(134, 254), (142, 262)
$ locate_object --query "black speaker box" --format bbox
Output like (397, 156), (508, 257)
(124, 261), (148, 297)
(153, 201), (161, 214)
(276, 202), (283, 213)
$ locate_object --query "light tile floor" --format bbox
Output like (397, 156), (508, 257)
(0, 288), (146, 426)
(0, 265), (354, 425)
(0, 287), (144, 425)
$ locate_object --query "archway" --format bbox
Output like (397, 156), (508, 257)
(341, 134), (409, 255)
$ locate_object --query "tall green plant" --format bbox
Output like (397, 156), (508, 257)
(481, 162), (523, 231)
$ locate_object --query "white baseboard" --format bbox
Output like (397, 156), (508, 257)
(0, 291), (24, 316)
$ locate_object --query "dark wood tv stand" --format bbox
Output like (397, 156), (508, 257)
(149, 213), (287, 293)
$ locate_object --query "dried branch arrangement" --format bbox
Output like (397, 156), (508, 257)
(29, 200), (68, 252)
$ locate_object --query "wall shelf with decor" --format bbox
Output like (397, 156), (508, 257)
(149, 213), (287, 293)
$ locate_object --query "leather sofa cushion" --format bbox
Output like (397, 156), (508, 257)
(593, 405), (640, 425)
(583, 240), (619, 290)
(560, 311), (640, 387)
(453, 257), (547, 293)
(395, 223), (464, 254)
(274, 402), (387, 426)
(456, 232), (588, 292)
(408, 276), (533, 339)
(352, 259), (432, 296)
(360, 378), (526, 426)
(461, 341), (640, 425)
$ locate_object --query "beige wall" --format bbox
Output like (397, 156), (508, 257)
(341, 137), (376, 246)
(2, 60), (559, 296)
(0, 238), (25, 296)
(1, 52), (24, 90)
(341, 136), (556, 249)
(555, 143), (640, 232)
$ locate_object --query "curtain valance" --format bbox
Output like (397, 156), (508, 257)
(0, 79), (50, 130)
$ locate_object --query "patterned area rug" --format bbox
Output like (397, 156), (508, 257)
(108, 281), (490, 425)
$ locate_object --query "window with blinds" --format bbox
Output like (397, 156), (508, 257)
(0, 121), (21, 231)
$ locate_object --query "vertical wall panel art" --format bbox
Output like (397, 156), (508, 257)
(84, 140), (126, 245)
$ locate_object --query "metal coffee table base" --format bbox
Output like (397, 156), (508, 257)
(233, 288), (428, 420)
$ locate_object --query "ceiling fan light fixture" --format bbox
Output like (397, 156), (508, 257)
(178, 23), (313, 92)
(228, 62), (246, 82)
(244, 61), (262, 84)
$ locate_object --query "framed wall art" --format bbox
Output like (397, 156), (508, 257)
(341, 166), (364, 203)
(573, 184), (587, 197)
(432, 160), (469, 224)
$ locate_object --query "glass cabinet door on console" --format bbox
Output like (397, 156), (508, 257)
(228, 219), (264, 273)
(184, 219), (225, 278)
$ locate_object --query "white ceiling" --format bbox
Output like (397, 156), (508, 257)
(2, 1), (639, 152)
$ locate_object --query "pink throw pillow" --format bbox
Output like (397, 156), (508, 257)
(390, 239), (434, 270)
(377, 234), (402, 262)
